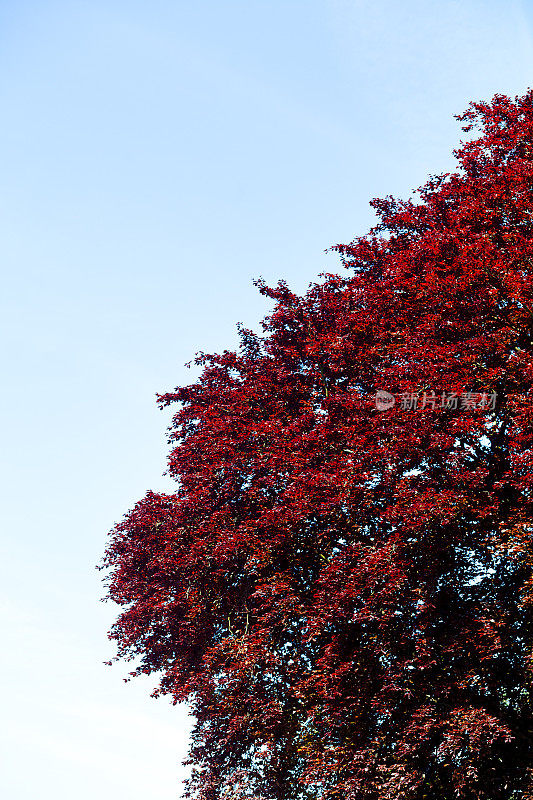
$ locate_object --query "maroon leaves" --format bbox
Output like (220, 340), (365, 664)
(103, 91), (533, 799)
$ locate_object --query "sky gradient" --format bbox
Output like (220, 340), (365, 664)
(2, 1), (533, 797)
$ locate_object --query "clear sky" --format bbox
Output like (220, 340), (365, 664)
(1, 1), (532, 797)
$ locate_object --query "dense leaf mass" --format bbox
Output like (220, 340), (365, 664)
(103, 92), (533, 799)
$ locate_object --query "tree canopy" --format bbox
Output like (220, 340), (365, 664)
(102, 91), (533, 800)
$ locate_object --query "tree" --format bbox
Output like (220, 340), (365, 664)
(102, 91), (533, 800)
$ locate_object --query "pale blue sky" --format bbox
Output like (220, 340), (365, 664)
(1, 2), (532, 797)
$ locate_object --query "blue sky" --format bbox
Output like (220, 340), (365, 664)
(1, 1), (532, 797)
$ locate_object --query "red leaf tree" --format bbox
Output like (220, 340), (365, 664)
(102, 92), (533, 800)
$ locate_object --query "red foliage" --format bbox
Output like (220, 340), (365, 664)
(102, 91), (533, 799)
